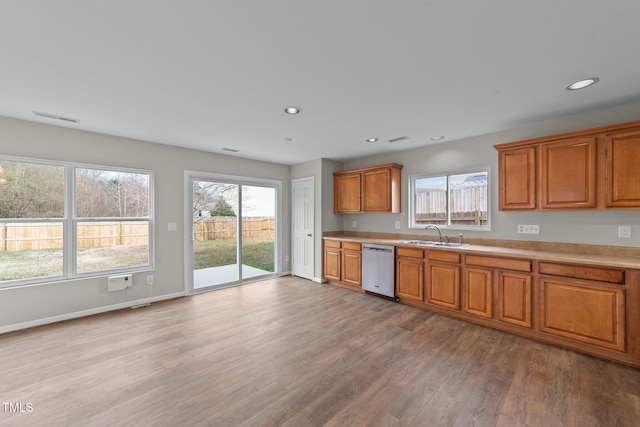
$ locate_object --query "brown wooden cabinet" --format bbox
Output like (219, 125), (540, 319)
(341, 243), (362, 287)
(396, 248), (424, 302)
(538, 261), (626, 352)
(322, 239), (361, 290)
(539, 137), (597, 209)
(425, 250), (461, 310)
(464, 254), (533, 328)
(498, 271), (532, 328)
(495, 120), (640, 210)
(334, 163), (402, 213)
(605, 129), (640, 207)
(498, 146), (536, 210)
(323, 240), (342, 282)
(464, 267), (493, 319)
(334, 173), (361, 213)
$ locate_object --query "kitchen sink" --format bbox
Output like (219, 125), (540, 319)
(401, 240), (470, 248)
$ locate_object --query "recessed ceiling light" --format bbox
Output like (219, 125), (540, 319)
(366, 138), (378, 143)
(565, 78), (599, 91)
(284, 106), (301, 114)
(430, 136), (445, 141)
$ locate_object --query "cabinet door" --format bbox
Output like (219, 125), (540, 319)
(334, 173), (361, 213)
(464, 267), (493, 318)
(323, 249), (341, 281)
(396, 257), (424, 301)
(342, 250), (362, 286)
(426, 262), (460, 310)
(362, 167), (400, 212)
(539, 277), (625, 351)
(498, 146), (536, 210)
(498, 271), (532, 328)
(606, 130), (640, 207)
(540, 137), (597, 209)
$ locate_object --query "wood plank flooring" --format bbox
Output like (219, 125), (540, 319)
(1, 276), (639, 426)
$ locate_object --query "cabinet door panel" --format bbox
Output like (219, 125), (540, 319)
(396, 258), (423, 301)
(540, 137), (597, 209)
(464, 268), (493, 318)
(426, 262), (460, 309)
(342, 250), (361, 286)
(362, 168), (392, 212)
(499, 146), (536, 210)
(606, 130), (640, 207)
(334, 173), (361, 213)
(539, 278), (625, 351)
(499, 272), (532, 328)
(323, 249), (341, 281)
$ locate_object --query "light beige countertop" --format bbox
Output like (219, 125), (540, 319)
(323, 232), (640, 270)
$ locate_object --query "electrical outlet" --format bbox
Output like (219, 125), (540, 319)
(618, 225), (632, 238)
(146, 275), (154, 285)
(352, 220), (357, 228)
(285, 255), (289, 262)
(395, 221), (401, 230)
(518, 224), (540, 234)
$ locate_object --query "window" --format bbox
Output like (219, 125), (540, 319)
(0, 157), (153, 286)
(409, 169), (489, 230)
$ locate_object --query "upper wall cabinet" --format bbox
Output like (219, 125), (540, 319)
(495, 120), (640, 211)
(606, 129), (640, 207)
(334, 163), (403, 213)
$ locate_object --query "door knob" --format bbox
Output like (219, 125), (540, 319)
(307, 234), (312, 237)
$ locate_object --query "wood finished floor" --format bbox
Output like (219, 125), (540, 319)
(1, 276), (639, 427)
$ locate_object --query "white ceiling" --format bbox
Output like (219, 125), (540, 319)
(1, 1), (640, 165)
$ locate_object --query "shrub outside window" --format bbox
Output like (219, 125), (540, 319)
(0, 157), (153, 286)
(409, 169), (490, 230)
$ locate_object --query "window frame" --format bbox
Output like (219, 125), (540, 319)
(408, 167), (491, 231)
(0, 155), (154, 288)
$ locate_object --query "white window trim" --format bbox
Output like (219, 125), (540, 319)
(0, 155), (154, 288)
(408, 167), (491, 231)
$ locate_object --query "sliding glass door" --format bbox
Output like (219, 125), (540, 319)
(189, 175), (277, 292)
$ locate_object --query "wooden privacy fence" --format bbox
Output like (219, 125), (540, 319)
(193, 217), (275, 241)
(415, 186), (488, 226)
(0, 221), (149, 251)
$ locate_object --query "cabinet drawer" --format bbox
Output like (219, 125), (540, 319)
(324, 240), (341, 249)
(539, 262), (625, 284)
(465, 255), (531, 272)
(342, 242), (361, 251)
(397, 247), (424, 259)
(427, 250), (460, 264)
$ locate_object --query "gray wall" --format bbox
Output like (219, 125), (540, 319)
(341, 102), (640, 247)
(0, 116), (291, 331)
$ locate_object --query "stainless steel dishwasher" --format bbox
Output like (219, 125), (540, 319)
(362, 243), (396, 299)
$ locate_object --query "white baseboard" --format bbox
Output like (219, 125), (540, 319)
(0, 292), (185, 334)
(313, 277), (325, 283)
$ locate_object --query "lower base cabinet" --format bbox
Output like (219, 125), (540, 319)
(426, 262), (460, 310)
(539, 277), (625, 352)
(498, 271), (532, 328)
(396, 253), (424, 301)
(323, 239), (362, 290)
(464, 267), (493, 318)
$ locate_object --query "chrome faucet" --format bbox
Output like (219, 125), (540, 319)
(424, 225), (442, 243)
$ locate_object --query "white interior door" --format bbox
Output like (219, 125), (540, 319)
(292, 177), (314, 280)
